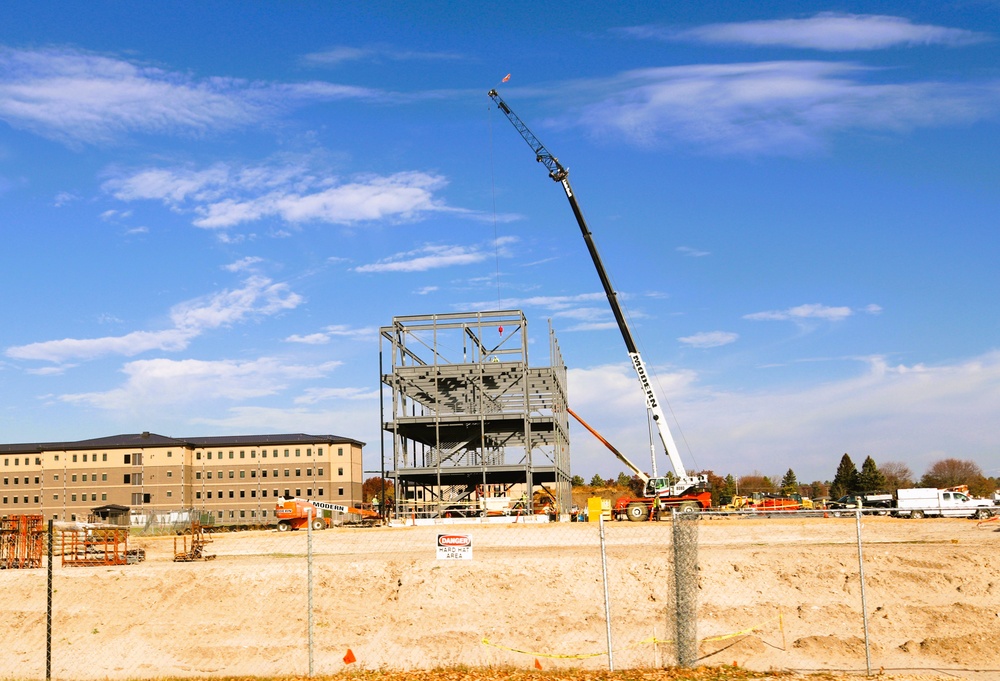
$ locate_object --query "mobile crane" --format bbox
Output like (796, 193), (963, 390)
(488, 89), (710, 519)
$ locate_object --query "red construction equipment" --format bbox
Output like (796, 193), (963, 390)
(0, 515), (45, 569)
(275, 497), (378, 531)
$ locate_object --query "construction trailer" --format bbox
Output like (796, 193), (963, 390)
(380, 311), (572, 518)
(0, 515), (45, 569)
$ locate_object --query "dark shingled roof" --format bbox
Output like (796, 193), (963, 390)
(1, 432), (365, 452)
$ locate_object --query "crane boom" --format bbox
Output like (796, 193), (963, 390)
(488, 89), (704, 493)
(489, 88), (705, 495)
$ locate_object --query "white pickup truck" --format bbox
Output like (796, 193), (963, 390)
(894, 488), (995, 519)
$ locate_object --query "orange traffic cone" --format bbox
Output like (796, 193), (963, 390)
(344, 649), (357, 664)
(534, 658), (543, 670)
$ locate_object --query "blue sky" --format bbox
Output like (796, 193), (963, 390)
(1, 2), (998, 485)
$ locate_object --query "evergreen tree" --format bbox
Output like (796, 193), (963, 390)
(830, 453), (859, 499)
(589, 473), (605, 487)
(857, 456), (887, 492)
(723, 474), (737, 498)
(570, 475), (585, 487)
(780, 468), (799, 495)
(616, 471), (632, 487)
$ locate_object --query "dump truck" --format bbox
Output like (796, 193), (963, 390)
(275, 496), (378, 531)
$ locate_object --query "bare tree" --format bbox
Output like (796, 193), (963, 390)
(920, 458), (991, 496)
(879, 461), (914, 493)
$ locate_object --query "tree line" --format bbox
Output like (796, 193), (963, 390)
(574, 455), (999, 505)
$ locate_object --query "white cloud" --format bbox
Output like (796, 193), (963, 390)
(106, 162), (457, 230)
(303, 45), (464, 66)
(355, 243), (490, 273)
(294, 387), (379, 404)
(0, 47), (387, 146)
(744, 303), (854, 322)
(677, 246), (710, 257)
(572, 62), (1000, 154)
(415, 286), (439, 295)
(678, 331), (739, 348)
(632, 14), (989, 51)
(285, 333), (331, 345)
(60, 357), (340, 410)
(223, 256), (263, 272)
(6, 275), (302, 363)
(566, 351), (1000, 481)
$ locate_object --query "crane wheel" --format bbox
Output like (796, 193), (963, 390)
(679, 502), (698, 514)
(277, 522), (291, 532)
(311, 519), (325, 531)
(626, 502), (648, 522)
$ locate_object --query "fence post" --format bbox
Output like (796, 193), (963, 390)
(307, 507), (314, 677)
(854, 509), (872, 675)
(46, 519), (53, 681)
(598, 516), (614, 671)
(672, 509), (698, 667)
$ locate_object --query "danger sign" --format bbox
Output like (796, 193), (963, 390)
(436, 534), (473, 560)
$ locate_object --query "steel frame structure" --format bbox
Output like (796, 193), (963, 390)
(380, 310), (571, 517)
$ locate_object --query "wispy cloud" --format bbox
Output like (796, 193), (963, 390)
(303, 45), (465, 66)
(6, 275), (301, 363)
(679, 331), (739, 348)
(284, 324), (377, 345)
(60, 357), (340, 410)
(569, 62), (1000, 154)
(294, 386), (379, 404)
(354, 243), (492, 273)
(677, 246), (710, 257)
(104, 161), (459, 230)
(744, 303), (864, 322)
(624, 14), (989, 51)
(0, 47), (386, 146)
(223, 256), (263, 272)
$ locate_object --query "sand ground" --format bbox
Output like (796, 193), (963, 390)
(2, 514), (998, 680)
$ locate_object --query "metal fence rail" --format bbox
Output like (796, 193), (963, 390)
(1, 510), (997, 679)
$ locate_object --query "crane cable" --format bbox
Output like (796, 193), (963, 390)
(487, 101), (503, 314)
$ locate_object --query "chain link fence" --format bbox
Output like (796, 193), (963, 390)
(2, 510), (998, 679)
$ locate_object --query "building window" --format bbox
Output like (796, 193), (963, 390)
(102, 453), (107, 462)
(229, 471), (234, 479)
(240, 451), (245, 459)
(273, 469), (278, 478)
(318, 448), (323, 456)
(239, 470), (245, 479)
(124, 475), (131, 484)
(338, 468), (343, 476)
(307, 489), (312, 496)
(284, 449), (290, 457)
(167, 451), (172, 458)
(295, 449), (301, 457)
(207, 452), (212, 459)
(318, 488), (324, 496)
(229, 451), (234, 459)
(338, 487), (344, 496)
(196, 472), (202, 480)
(207, 492), (213, 499)
(262, 490), (268, 498)
(101, 473), (107, 481)
(318, 468), (323, 476)
(307, 448), (312, 456)
(197, 452), (202, 460)
(124, 454), (130, 464)
(91, 494), (97, 501)
(284, 489), (290, 497)
(295, 489), (301, 497)
(167, 471), (173, 478)
(73, 454), (78, 462)
(71, 494), (77, 502)
(196, 492), (202, 500)
(295, 469), (301, 477)
(251, 490), (256, 498)
(239, 490), (245, 498)
(262, 470), (267, 478)
(284, 469), (290, 477)
(229, 491), (234, 499)
(101, 493), (107, 501)
(167, 491), (172, 498)
(338, 447), (343, 456)
(251, 450), (256, 458)
(82, 454), (88, 462)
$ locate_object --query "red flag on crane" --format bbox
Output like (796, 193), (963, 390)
(502, 73), (511, 82)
